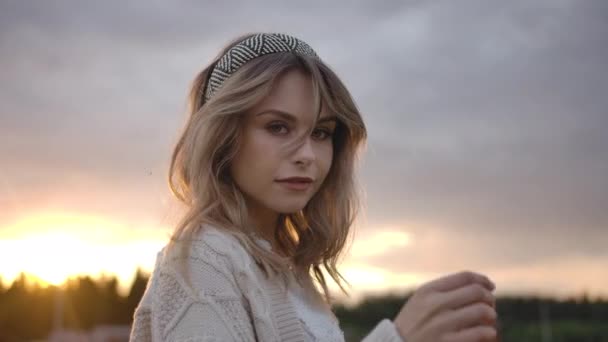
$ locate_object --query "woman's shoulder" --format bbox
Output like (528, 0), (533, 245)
(193, 224), (244, 252)
(132, 226), (259, 341)
(147, 225), (256, 299)
(162, 224), (254, 270)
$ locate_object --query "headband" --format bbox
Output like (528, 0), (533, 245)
(203, 33), (320, 101)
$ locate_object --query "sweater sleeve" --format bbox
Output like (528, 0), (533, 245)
(129, 239), (257, 342)
(360, 318), (404, 342)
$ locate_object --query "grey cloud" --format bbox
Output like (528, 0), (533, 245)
(0, 0), (412, 48)
(348, 225), (608, 275)
(355, 0), (608, 241)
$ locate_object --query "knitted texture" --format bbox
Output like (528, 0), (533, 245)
(287, 282), (344, 341)
(129, 226), (403, 342)
(252, 235), (344, 341)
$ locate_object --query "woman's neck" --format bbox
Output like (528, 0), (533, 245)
(247, 202), (281, 248)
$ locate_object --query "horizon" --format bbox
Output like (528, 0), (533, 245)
(4, 267), (607, 305)
(1, 211), (606, 304)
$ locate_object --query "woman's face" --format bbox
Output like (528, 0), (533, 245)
(230, 69), (336, 225)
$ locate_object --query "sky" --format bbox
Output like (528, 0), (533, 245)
(1, 0), (607, 302)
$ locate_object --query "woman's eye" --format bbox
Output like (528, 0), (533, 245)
(267, 122), (289, 135)
(311, 128), (333, 141)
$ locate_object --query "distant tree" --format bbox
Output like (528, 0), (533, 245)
(98, 275), (123, 324)
(125, 268), (150, 323)
(0, 273), (52, 340)
(64, 275), (105, 330)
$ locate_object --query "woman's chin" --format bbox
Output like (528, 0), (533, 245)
(272, 203), (308, 214)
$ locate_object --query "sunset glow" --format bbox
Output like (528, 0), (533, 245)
(349, 229), (412, 257)
(1, 212), (608, 301)
(0, 212), (167, 293)
(0, 213), (418, 296)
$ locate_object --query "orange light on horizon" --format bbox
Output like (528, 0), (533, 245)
(0, 211), (168, 294)
(348, 229), (412, 258)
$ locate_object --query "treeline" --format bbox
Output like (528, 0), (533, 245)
(0, 271), (149, 342)
(335, 292), (608, 341)
(0, 272), (607, 341)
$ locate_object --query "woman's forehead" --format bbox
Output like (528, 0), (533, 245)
(242, 68), (339, 123)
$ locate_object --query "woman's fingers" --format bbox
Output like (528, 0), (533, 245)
(393, 270), (499, 342)
(442, 325), (497, 342)
(420, 270), (495, 294)
(436, 283), (496, 312)
(435, 302), (497, 333)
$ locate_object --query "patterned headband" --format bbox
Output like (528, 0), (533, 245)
(203, 33), (320, 101)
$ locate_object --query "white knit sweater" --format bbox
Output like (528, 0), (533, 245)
(129, 226), (403, 342)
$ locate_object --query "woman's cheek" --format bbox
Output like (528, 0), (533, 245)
(319, 144), (333, 178)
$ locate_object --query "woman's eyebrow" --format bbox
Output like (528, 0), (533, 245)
(317, 116), (338, 124)
(255, 109), (297, 122)
(255, 109), (337, 124)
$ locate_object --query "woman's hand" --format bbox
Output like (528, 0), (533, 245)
(393, 270), (498, 342)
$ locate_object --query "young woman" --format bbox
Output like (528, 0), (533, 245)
(129, 33), (498, 342)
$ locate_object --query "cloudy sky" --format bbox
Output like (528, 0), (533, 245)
(1, 0), (607, 301)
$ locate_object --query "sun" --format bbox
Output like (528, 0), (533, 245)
(0, 212), (123, 286)
(0, 212), (166, 290)
(4, 232), (94, 286)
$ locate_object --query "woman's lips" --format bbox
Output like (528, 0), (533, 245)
(275, 177), (313, 191)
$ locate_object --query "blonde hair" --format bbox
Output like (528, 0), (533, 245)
(167, 33), (367, 302)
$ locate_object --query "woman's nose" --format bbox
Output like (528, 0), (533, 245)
(293, 137), (315, 165)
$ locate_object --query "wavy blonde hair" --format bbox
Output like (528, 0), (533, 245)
(167, 33), (367, 302)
